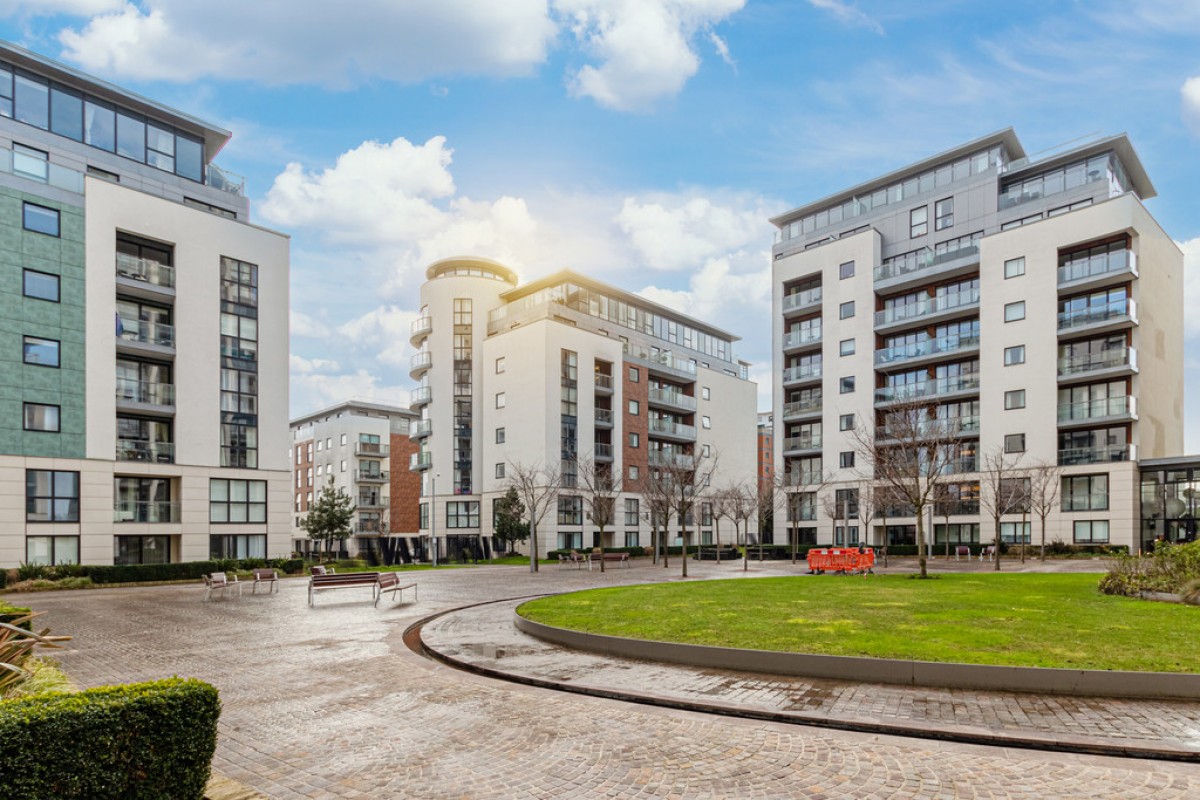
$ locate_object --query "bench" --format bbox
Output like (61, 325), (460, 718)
(599, 552), (630, 568)
(375, 572), (418, 607)
(954, 546), (971, 561)
(252, 568), (279, 594)
(980, 545), (996, 561)
(558, 551), (589, 569)
(203, 572), (241, 601)
(308, 571), (380, 605)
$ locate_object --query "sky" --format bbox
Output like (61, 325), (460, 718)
(2, 0), (1199, 449)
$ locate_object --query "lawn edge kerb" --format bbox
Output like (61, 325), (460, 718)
(512, 610), (1200, 700)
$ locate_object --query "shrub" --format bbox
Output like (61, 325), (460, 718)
(16, 563), (49, 582)
(0, 569), (6, 590)
(0, 603), (32, 632)
(0, 678), (219, 799)
(1, 613), (69, 697)
(1099, 541), (1200, 597)
(5, 578), (93, 593)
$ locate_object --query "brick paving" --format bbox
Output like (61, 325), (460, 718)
(17, 558), (1200, 799)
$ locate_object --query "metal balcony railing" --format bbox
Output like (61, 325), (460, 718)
(1058, 443), (1135, 466)
(1057, 396), (1135, 422)
(647, 388), (697, 410)
(875, 288), (980, 327)
(1057, 347), (1136, 377)
(1057, 298), (1136, 332)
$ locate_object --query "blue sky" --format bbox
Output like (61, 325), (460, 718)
(4, 0), (1199, 449)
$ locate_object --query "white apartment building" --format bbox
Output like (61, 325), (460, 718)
(290, 400), (419, 557)
(771, 129), (1182, 552)
(409, 257), (757, 559)
(0, 42), (290, 567)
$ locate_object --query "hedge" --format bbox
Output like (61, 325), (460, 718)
(0, 569), (7, 590)
(0, 601), (32, 632)
(81, 557), (304, 585)
(0, 677), (219, 800)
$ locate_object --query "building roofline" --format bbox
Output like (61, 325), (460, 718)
(289, 398), (416, 429)
(0, 40), (232, 163)
(1002, 133), (1156, 201)
(425, 255), (519, 284)
(770, 128), (1026, 228)
(499, 268), (742, 343)
(1138, 455), (1200, 470)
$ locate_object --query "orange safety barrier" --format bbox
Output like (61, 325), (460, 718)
(806, 547), (875, 574)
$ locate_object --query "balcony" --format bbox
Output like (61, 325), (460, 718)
(1058, 250), (1137, 292)
(782, 434), (822, 455)
(411, 386), (432, 408)
(115, 440), (175, 464)
(648, 451), (694, 470)
(1058, 347), (1137, 382)
(594, 443), (614, 461)
(357, 495), (389, 510)
(116, 319), (175, 353)
(205, 163), (247, 197)
(781, 472), (824, 490)
(594, 373), (614, 393)
(115, 253), (175, 295)
(647, 387), (697, 412)
(1058, 443), (1136, 467)
(410, 315), (433, 345)
(876, 415), (980, 442)
(782, 362), (822, 386)
(115, 379), (176, 414)
(410, 351), (432, 379)
(782, 327), (822, 352)
(408, 450), (432, 471)
(873, 244), (980, 293)
(1057, 298), (1137, 335)
(874, 288), (980, 332)
(934, 501), (981, 516)
(781, 287), (822, 316)
(0, 142), (84, 192)
(940, 457), (978, 475)
(781, 396), (822, 420)
(410, 419), (432, 440)
(875, 375), (980, 405)
(874, 332), (980, 368)
(358, 468), (392, 481)
(648, 418), (697, 442)
(623, 344), (696, 381)
(594, 408), (614, 427)
(114, 500), (180, 524)
(1057, 396), (1137, 427)
(355, 441), (390, 457)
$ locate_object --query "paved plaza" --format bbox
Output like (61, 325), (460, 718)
(19, 559), (1200, 799)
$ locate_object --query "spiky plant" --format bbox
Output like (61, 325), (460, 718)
(0, 614), (71, 697)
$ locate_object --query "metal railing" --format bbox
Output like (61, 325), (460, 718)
(782, 363), (822, 383)
(1057, 298), (1136, 331)
(115, 378), (175, 406)
(410, 316), (433, 339)
(1058, 249), (1136, 285)
(934, 501), (981, 516)
(1058, 443), (1135, 466)
(782, 287), (822, 313)
(647, 388), (697, 410)
(410, 351), (432, 372)
(205, 163), (247, 196)
(116, 253), (175, 289)
(594, 443), (614, 459)
(117, 318), (174, 348)
(648, 419), (697, 439)
(1058, 347), (1136, 376)
(113, 501), (180, 523)
(783, 327), (822, 349)
(115, 440), (175, 463)
(1058, 396), (1135, 422)
(875, 288), (980, 327)
(875, 333), (979, 366)
(411, 386), (432, 405)
(594, 373), (614, 391)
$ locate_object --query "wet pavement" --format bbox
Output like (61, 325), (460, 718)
(18, 557), (1200, 799)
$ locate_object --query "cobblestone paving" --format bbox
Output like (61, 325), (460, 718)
(20, 559), (1200, 799)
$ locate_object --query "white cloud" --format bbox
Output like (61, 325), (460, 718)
(290, 369), (411, 415)
(708, 30), (736, 70)
(289, 354), (339, 374)
(1182, 76), (1200, 136)
(1182, 237), (1200, 338)
(556, 0), (744, 111)
(290, 309), (330, 339)
(808, 0), (884, 34)
(53, 0), (556, 86)
(337, 306), (419, 367)
(1, 0), (125, 15)
(615, 192), (777, 270)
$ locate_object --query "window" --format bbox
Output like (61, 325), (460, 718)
(624, 498), (640, 526)
(23, 336), (59, 367)
(23, 270), (59, 302)
(840, 376), (855, 394)
(316, 440), (323, 452)
(624, 531), (640, 547)
(1004, 301), (1026, 322)
(628, 466), (639, 480)
(1073, 520), (1109, 544)
(557, 495), (583, 525)
(839, 301), (855, 319)
(15, 73), (49, 129)
(839, 261), (855, 279)
(496, 427), (506, 444)
(839, 413), (854, 431)
(116, 110), (145, 160)
(1004, 257), (1025, 279)
(219, 258), (258, 468)
(495, 392), (506, 409)
(13, 143), (48, 182)
(1004, 433), (1026, 454)
(210, 534), (266, 560)
(1004, 345), (1025, 366)
(495, 463), (505, 479)
(340, 434), (347, 445)
(209, 479), (267, 523)
(495, 357), (506, 374)
(50, 86), (83, 141)
(1063, 474), (1108, 511)
(910, 206), (928, 237)
(26, 535), (78, 565)
(839, 451), (854, 469)
(446, 501), (481, 528)
(26, 470), (79, 522)
(702, 386), (711, 401)
(24, 403), (60, 432)
(1000, 521), (1031, 543)
(629, 433), (640, 448)
(1004, 390), (1026, 410)
(23, 202), (59, 236)
(702, 416), (711, 429)
(934, 197), (954, 230)
(702, 444), (711, 457)
(629, 400), (639, 415)
(628, 367), (639, 383)
(839, 339), (855, 357)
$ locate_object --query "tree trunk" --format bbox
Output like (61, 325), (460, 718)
(598, 526), (606, 573)
(681, 524), (688, 578)
(917, 512), (927, 578)
(530, 523), (539, 573)
(1040, 515), (1047, 561)
(662, 525), (669, 569)
(994, 520), (1002, 571)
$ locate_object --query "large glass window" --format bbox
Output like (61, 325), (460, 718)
(116, 110), (146, 160)
(176, 135), (203, 181)
(14, 72), (49, 129)
(115, 477), (174, 523)
(23, 402), (60, 432)
(446, 501), (480, 528)
(26, 535), (78, 565)
(0, 64), (11, 117)
(146, 123), (175, 172)
(23, 269), (59, 302)
(12, 143), (48, 182)
(26, 470), (79, 522)
(23, 202), (59, 236)
(115, 535), (171, 565)
(23, 335), (59, 367)
(1063, 474), (1109, 511)
(84, 97), (116, 151)
(1073, 520), (1109, 544)
(220, 257), (259, 468)
(50, 85), (83, 140)
(209, 479), (267, 523)
(210, 534), (266, 560)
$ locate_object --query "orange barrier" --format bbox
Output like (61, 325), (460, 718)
(806, 547), (875, 574)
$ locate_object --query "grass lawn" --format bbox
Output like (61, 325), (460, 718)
(517, 574), (1200, 673)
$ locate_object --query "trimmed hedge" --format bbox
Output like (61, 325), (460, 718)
(0, 568), (7, 590)
(0, 677), (219, 800)
(81, 557), (304, 585)
(0, 601), (32, 632)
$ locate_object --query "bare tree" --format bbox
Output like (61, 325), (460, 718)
(575, 453), (622, 572)
(1028, 461), (1062, 561)
(641, 466), (675, 569)
(649, 449), (716, 578)
(776, 463), (831, 564)
(855, 480), (878, 552)
(978, 447), (1028, 572)
(710, 485), (736, 566)
(932, 480), (955, 559)
(849, 395), (967, 578)
(506, 460), (561, 573)
(724, 481), (758, 572)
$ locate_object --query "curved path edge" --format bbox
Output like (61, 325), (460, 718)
(408, 597), (1200, 763)
(514, 612), (1200, 701)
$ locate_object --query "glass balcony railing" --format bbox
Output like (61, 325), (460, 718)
(355, 441), (390, 457)
(782, 397), (822, 418)
(1058, 347), (1136, 377)
(875, 288), (980, 327)
(648, 388), (697, 410)
(114, 500), (180, 523)
(410, 419), (432, 438)
(1057, 298), (1136, 331)
(408, 451), (432, 471)
(782, 287), (822, 313)
(0, 143), (85, 192)
(648, 419), (697, 439)
(874, 243), (979, 283)
(623, 344), (697, 375)
(595, 408), (614, 425)
(594, 443), (614, 459)
(410, 316), (433, 339)
(410, 351), (432, 372)
(648, 451), (694, 469)
(357, 495), (389, 509)
(783, 434), (822, 452)
(875, 375), (980, 403)
(934, 501), (981, 516)
(204, 163), (247, 197)
(1057, 396), (1135, 422)
(115, 440), (175, 463)
(783, 328), (822, 349)
(876, 415), (980, 440)
(411, 386), (432, 406)
(875, 333), (980, 366)
(1058, 249), (1136, 285)
(358, 468), (392, 481)
(116, 253), (175, 289)
(782, 363), (822, 383)
(117, 318), (174, 348)
(1058, 443), (1135, 466)
(115, 378), (175, 406)
(940, 457), (978, 475)
(595, 374), (614, 391)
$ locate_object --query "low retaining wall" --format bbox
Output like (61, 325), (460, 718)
(514, 613), (1200, 700)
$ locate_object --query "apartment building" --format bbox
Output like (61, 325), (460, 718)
(756, 412), (773, 528)
(0, 42), (291, 567)
(771, 129), (1182, 552)
(408, 257), (757, 560)
(290, 400), (420, 557)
